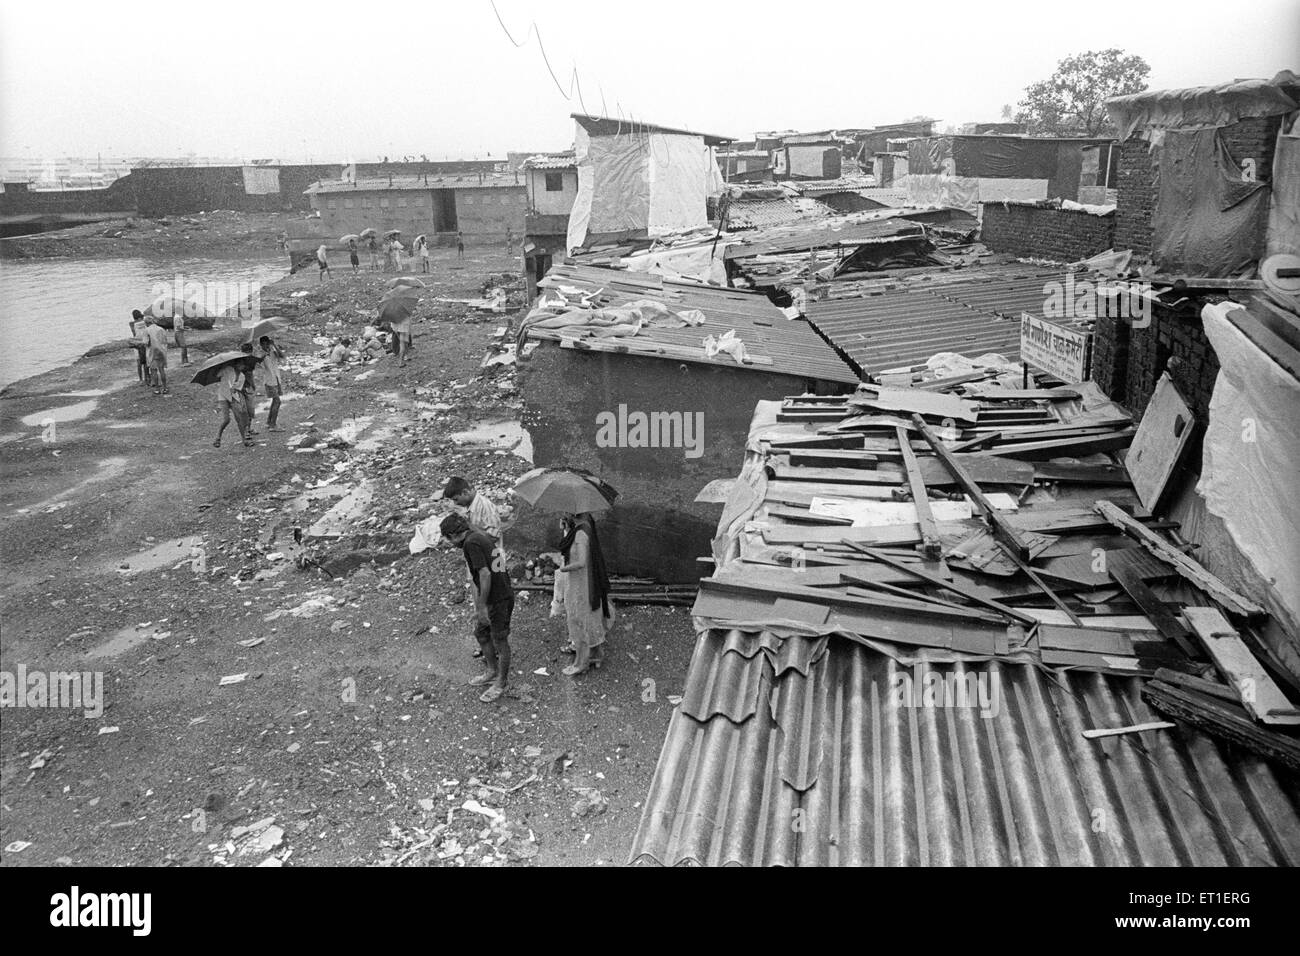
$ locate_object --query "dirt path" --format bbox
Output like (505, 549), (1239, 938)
(0, 243), (694, 867)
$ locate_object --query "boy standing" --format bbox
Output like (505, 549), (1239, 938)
(214, 362), (252, 448)
(258, 335), (286, 432)
(317, 243), (331, 281)
(143, 316), (169, 395)
(440, 513), (514, 703)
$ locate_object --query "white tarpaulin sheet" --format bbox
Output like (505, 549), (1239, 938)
(977, 178), (1049, 204)
(622, 242), (728, 284)
(566, 126), (595, 253)
(647, 132), (710, 236)
(1197, 301), (1300, 628)
(1266, 113), (1300, 258)
(903, 173), (980, 212)
(242, 165), (280, 195)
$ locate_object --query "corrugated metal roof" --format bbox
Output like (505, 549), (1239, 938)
(527, 263), (861, 385)
(724, 217), (925, 261)
(631, 629), (1300, 866)
(807, 267), (1064, 373)
(727, 196), (832, 230)
(520, 153), (577, 170)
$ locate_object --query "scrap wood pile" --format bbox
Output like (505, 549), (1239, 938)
(515, 575), (697, 607)
(695, 378), (1300, 771)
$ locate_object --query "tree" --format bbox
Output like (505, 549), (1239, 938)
(1016, 49), (1150, 136)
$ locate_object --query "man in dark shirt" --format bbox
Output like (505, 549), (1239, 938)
(441, 513), (514, 702)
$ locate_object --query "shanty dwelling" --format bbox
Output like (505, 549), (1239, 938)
(520, 154), (578, 300)
(629, 383), (1300, 866)
(904, 133), (1118, 214)
(775, 138), (843, 181)
(566, 113), (732, 254)
(511, 262), (861, 583)
(304, 173), (527, 244)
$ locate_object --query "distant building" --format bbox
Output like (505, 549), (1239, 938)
(305, 173), (526, 243)
(520, 153), (579, 298)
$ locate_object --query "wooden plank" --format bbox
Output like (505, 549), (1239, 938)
(1124, 373), (1195, 512)
(946, 528), (1058, 576)
(1142, 681), (1300, 773)
(840, 576), (999, 619)
(1040, 649), (1146, 673)
(1107, 555), (1199, 658)
(917, 455), (1035, 487)
(839, 539), (1039, 626)
(895, 425), (940, 559)
(1034, 462), (1132, 485)
(765, 480), (899, 503)
(1150, 667), (1241, 705)
(770, 464), (904, 485)
(976, 388), (1081, 401)
(911, 413), (1033, 562)
(972, 429), (1136, 460)
(1182, 606), (1300, 726)
(852, 385), (978, 424)
(1081, 721), (1175, 739)
(765, 506), (854, 526)
(999, 545), (1084, 624)
(1039, 624), (1135, 655)
(948, 432), (1000, 453)
(1095, 500), (1267, 618)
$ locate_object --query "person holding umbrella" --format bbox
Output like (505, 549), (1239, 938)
(347, 237), (360, 273)
(440, 513), (514, 704)
(379, 283), (419, 367)
(192, 351), (260, 448)
(258, 335), (286, 432)
(129, 310), (150, 386)
(557, 512), (614, 675)
(365, 232), (379, 271)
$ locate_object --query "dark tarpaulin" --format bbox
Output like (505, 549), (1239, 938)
(1153, 129), (1271, 276)
(1108, 73), (1300, 141)
(907, 137), (952, 175)
(950, 136), (1060, 179)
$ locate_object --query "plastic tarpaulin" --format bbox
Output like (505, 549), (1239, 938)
(1266, 113), (1300, 258)
(1108, 74), (1300, 141)
(976, 178), (1049, 203)
(589, 131), (651, 236)
(903, 173), (979, 212)
(951, 136), (1059, 179)
(566, 126), (594, 252)
(1153, 128), (1271, 276)
(907, 137), (953, 175)
(622, 242), (728, 285)
(1197, 301), (1300, 631)
(647, 132), (710, 237)
(241, 165), (280, 195)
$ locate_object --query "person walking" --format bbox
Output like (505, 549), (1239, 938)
(416, 235), (430, 274)
(238, 344), (259, 435)
(130, 310), (150, 386)
(348, 238), (360, 274)
(173, 310), (190, 366)
(367, 236), (379, 271)
(258, 335), (286, 432)
(558, 513), (614, 676)
(214, 360), (252, 448)
(456, 230), (464, 259)
(142, 316), (170, 395)
(316, 243), (331, 282)
(440, 513), (514, 703)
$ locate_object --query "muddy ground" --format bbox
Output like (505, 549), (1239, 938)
(1, 210), (293, 260)
(0, 237), (694, 867)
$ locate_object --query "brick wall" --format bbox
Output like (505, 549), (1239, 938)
(980, 203), (1115, 261)
(1111, 299), (1220, 421)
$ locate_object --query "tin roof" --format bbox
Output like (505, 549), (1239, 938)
(571, 114), (734, 146)
(807, 266), (1067, 374)
(631, 628), (1300, 866)
(520, 153), (577, 170)
(525, 263), (860, 385)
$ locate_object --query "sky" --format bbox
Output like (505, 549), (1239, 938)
(1, 0), (1297, 163)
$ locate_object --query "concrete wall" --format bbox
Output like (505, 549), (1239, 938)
(525, 168), (578, 216)
(981, 203), (1115, 262)
(311, 186), (526, 239)
(0, 176), (137, 216)
(515, 344), (817, 582)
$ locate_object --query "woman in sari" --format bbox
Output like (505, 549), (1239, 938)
(558, 513), (614, 675)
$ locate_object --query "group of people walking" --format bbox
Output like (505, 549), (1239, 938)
(213, 336), (286, 448)
(436, 477), (614, 703)
(130, 310), (190, 394)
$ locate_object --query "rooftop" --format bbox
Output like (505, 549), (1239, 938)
(572, 113), (735, 146)
(306, 174), (523, 195)
(523, 262), (860, 385)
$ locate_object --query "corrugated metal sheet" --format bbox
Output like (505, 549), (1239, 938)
(528, 263), (861, 385)
(724, 217), (924, 261)
(727, 196), (832, 230)
(631, 628), (1300, 866)
(808, 267), (1063, 373)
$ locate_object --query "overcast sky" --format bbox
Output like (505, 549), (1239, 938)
(1, 0), (1297, 162)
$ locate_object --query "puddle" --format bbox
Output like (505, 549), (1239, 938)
(55, 389), (112, 398)
(287, 485), (348, 512)
(114, 535), (201, 574)
(449, 420), (533, 462)
(86, 625), (153, 659)
(106, 422), (147, 430)
(307, 481), (374, 537)
(20, 399), (99, 427)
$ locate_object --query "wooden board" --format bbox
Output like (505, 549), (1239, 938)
(1124, 373), (1195, 512)
(972, 429), (1137, 460)
(896, 425), (940, 558)
(852, 385), (978, 424)
(1107, 551), (1199, 658)
(1142, 680), (1300, 773)
(1182, 606), (1300, 726)
(1095, 500), (1267, 618)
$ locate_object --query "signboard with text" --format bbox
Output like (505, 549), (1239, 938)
(1020, 312), (1092, 383)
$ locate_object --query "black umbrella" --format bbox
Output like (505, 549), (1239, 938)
(190, 351), (262, 386)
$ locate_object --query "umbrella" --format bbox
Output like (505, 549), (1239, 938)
(414, 234), (427, 245)
(339, 234), (360, 244)
(512, 468), (617, 515)
(378, 298), (416, 326)
(358, 228), (377, 239)
(190, 351), (262, 387)
(386, 276), (425, 290)
(243, 318), (284, 345)
(382, 229), (402, 239)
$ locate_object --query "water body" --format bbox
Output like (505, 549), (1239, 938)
(0, 253), (288, 388)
